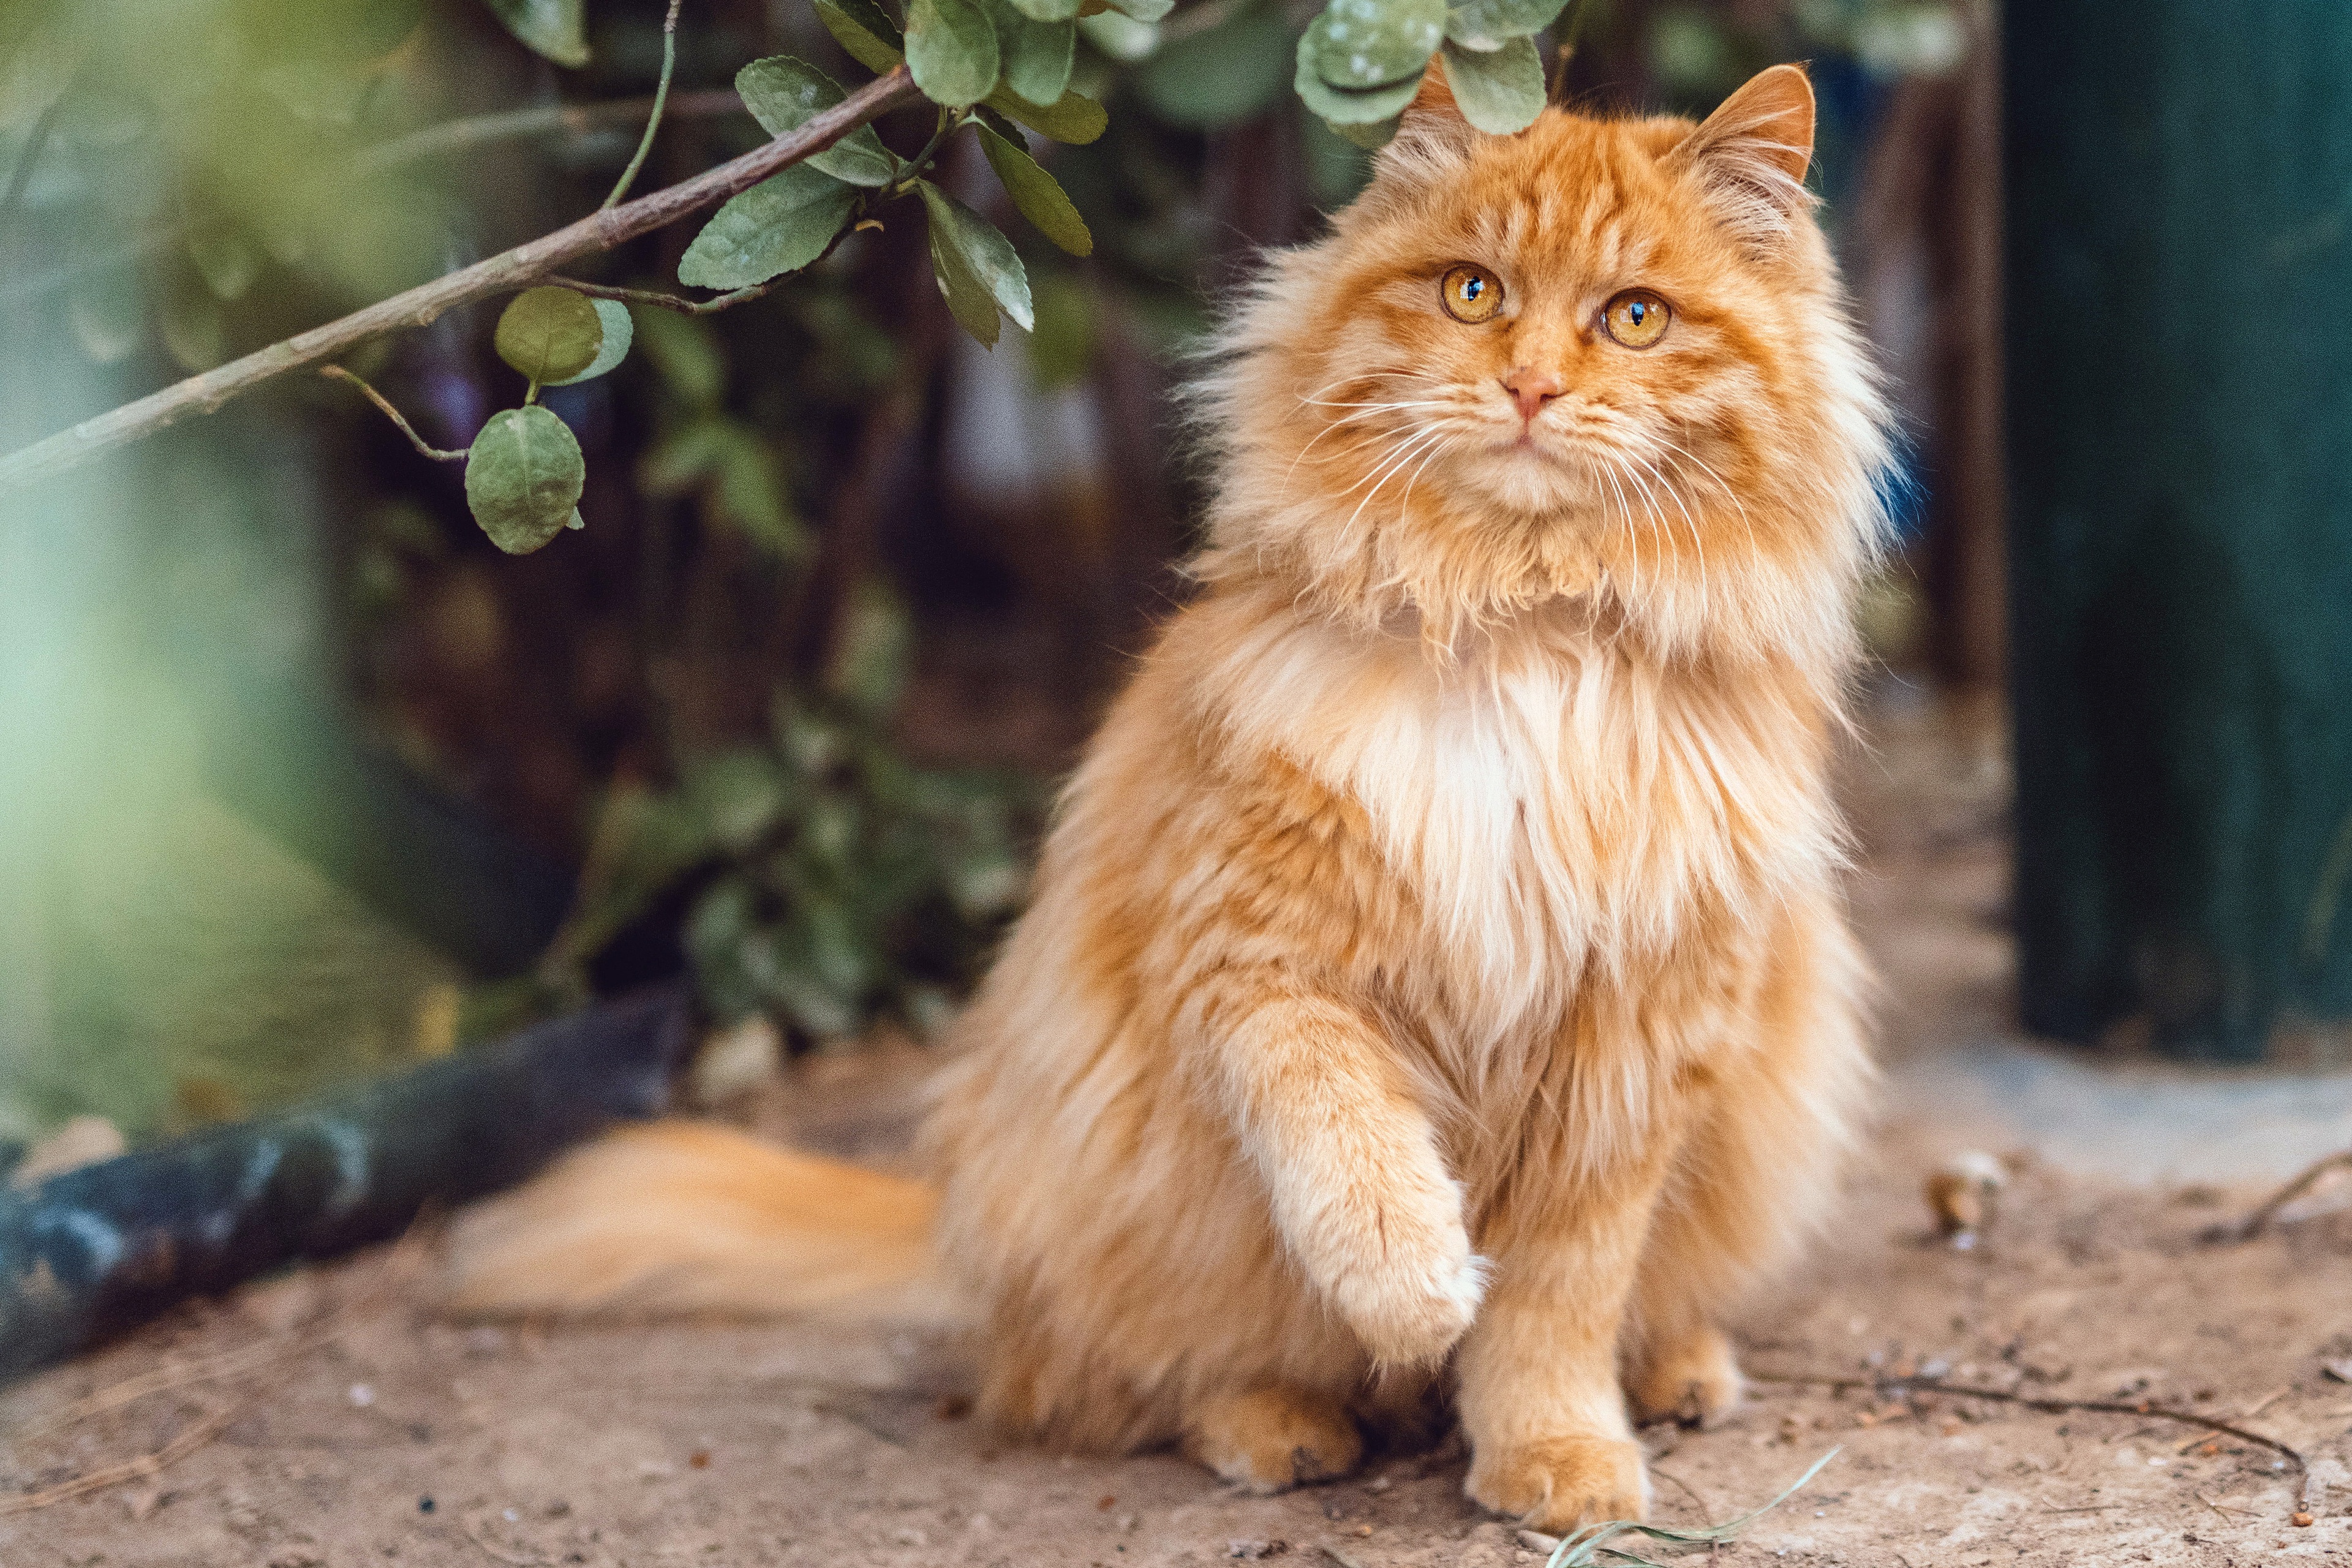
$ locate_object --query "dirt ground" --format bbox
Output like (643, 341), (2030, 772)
(9, 681), (2352, 1567)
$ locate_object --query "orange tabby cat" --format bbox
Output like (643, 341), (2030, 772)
(451, 63), (1890, 1532)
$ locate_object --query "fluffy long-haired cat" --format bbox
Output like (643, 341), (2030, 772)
(451, 62), (1890, 1532)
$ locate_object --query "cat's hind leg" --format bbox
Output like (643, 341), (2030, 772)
(1623, 888), (1871, 1429)
(1183, 1385), (1365, 1493)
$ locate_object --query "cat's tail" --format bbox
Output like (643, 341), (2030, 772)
(443, 1120), (957, 1325)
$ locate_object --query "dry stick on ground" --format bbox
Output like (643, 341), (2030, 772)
(2206, 1148), (2352, 1243)
(1750, 1371), (2312, 1512)
(0, 1404), (235, 1517)
(0, 65), (922, 494)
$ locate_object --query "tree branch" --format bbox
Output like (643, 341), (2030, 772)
(0, 66), (922, 496)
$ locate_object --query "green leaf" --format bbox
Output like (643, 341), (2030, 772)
(548, 299), (634, 386)
(1100, 0), (1172, 20)
(494, 286), (603, 383)
(982, 85), (1108, 143)
(1442, 0), (1567, 50)
(1324, 113), (1400, 149)
(481, 0), (587, 67)
(1310, 0), (1444, 88)
(1438, 36), (1545, 132)
(918, 179), (1033, 346)
(186, 217), (260, 301)
(1134, 2), (1294, 128)
(466, 406), (586, 555)
(633, 309), (727, 408)
(980, 0), (1077, 107)
(736, 56), (897, 187)
(825, 579), (916, 718)
(814, 0), (907, 71)
(907, 0), (1001, 109)
(1005, 0), (1079, 21)
(67, 265), (145, 365)
(1295, 31), (1428, 123)
(687, 751), (791, 854)
(678, 164), (860, 290)
(976, 124), (1093, 256)
(1076, 11), (1158, 61)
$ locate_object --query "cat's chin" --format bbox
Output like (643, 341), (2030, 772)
(1449, 442), (1603, 518)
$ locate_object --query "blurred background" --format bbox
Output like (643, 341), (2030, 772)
(7, 0), (2335, 1169)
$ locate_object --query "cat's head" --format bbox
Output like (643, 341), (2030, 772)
(1198, 64), (1891, 668)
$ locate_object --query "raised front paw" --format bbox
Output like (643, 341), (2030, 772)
(1466, 1433), (1649, 1532)
(1323, 1231), (1490, 1366)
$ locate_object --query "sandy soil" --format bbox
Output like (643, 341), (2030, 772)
(9, 684), (2352, 1567)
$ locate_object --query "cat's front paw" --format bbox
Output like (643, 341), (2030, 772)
(1466, 1434), (1649, 1532)
(1324, 1237), (1490, 1366)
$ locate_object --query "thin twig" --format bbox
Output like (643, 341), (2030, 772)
(0, 1405), (233, 1515)
(0, 66), (922, 494)
(320, 366), (468, 461)
(2206, 1148), (2352, 1243)
(358, 89), (745, 176)
(1751, 1371), (2312, 1510)
(0, 88), (68, 230)
(603, 0), (684, 210)
(545, 274), (789, 317)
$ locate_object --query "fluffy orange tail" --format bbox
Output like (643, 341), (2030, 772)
(445, 1120), (953, 1323)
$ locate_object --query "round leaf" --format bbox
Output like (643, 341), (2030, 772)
(983, 85), (1109, 143)
(1134, 4), (1294, 129)
(483, 0), (587, 67)
(1438, 36), (1545, 134)
(736, 56), (896, 187)
(465, 406), (586, 555)
(678, 165), (860, 290)
(1294, 31), (1428, 123)
(917, 179), (1034, 347)
(1311, 0), (1445, 89)
(814, 0), (907, 71)
(547, 298), (635, 386)
(495, 287), (603, 383)
(982, 0), (1077, 107)
(1442, 0), (1568, 51)
(976, 124), (1093, 255)
(907, 0), (1001, 110)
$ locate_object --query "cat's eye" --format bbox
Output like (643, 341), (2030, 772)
(1601, 290), (1672, 349)
(1441, 265), (1504, 324)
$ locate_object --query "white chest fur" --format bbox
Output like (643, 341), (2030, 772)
(1204, 604), (1839, 1050)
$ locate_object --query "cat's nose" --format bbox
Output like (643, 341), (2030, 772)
(1500, 367), (1565, 422)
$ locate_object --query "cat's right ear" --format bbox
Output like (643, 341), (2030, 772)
(1378, 70), (1480, 179)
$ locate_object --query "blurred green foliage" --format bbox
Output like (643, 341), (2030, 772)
(0, 0), (1962, 1136)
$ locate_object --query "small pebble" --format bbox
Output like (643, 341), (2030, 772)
(2294, 1510), (2316, 1528)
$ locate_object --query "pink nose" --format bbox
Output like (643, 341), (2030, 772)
(1501, 367), (1564, 422)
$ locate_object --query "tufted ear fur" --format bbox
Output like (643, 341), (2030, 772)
(1665, 64), (1817, 246)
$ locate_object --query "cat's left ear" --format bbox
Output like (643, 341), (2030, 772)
(1665, 63), (1817, 246)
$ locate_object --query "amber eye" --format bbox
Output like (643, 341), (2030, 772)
(1441, 265), (1504, 324)
(1601, 290), (1672, 349)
